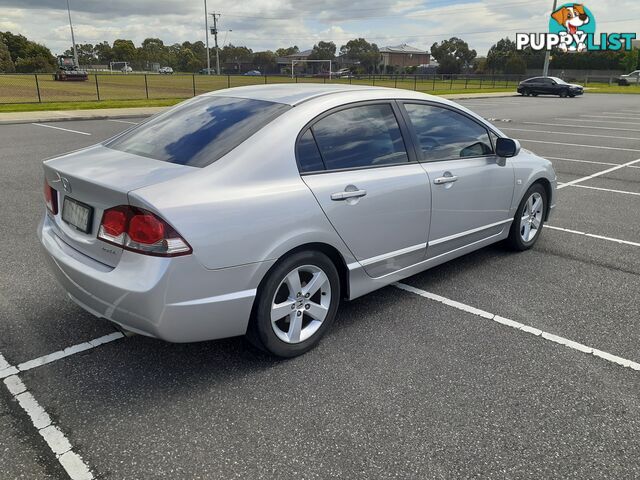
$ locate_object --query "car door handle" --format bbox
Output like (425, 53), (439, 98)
(433, 175), (458, 185)
(331, 189), (367, 201)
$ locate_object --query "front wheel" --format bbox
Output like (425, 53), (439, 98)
(506, 184), (547, 251)
(247, 251), (340, 357)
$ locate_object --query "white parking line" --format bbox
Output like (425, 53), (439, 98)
(31, 123), (92, 136)
(523, 121), (640, 133)
(557, 158), (640, 189)
(519, 139), (640, 153)
(502, 127), (639, 141)
(603, 111), (640, 116)
(564, 184), (640, 197)
(579, 115), (640, 121)
(107, 119), (139, 125)
(393, 282), (640, 371)
(546, 156), (619, 167)
(15, 332), (124, 374)
(546, 225), (640, 247)
(556, 118), (640, 126)
(2, 359), (94, 480)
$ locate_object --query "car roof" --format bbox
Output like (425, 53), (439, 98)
(203, 83), (435, 106)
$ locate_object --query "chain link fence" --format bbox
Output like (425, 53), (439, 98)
(0, 73), (636, 104)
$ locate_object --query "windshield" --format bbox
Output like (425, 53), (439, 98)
(105, 96), (290, 167)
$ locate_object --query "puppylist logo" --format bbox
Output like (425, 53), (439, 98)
(517, 4), (636, 53)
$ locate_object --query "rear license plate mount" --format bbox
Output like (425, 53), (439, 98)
(62, 197), (93, 233)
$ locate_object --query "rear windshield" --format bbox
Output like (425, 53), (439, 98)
(105, 96), (290, 167)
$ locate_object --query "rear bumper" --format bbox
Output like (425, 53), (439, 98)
(38, 214), (274, 342)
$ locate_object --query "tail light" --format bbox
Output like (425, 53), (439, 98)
(97, 205), (191, 257)
(44, 180), (58, 215)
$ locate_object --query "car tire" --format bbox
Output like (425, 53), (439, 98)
(246, 250), (341, 358)
(506, 183), (547, 251)
(560, 90), (568, 98)
(531, 92), (538, 97)
(521, 89), (530, 96)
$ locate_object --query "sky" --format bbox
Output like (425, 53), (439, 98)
(0, 0), (638, 56)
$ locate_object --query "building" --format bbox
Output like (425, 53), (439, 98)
(379, 44), (430, 72)
(276, 49), (315, 74)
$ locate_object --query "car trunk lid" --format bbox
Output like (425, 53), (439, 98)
(43, 144), (195, 267)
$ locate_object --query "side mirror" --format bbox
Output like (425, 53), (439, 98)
(495, 137), (521, 158)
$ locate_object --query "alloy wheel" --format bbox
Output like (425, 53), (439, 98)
(520, 192), (544, 242)
(270, 265), (331, 344)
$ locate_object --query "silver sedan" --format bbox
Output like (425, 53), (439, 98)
(39, 84), (557, 357)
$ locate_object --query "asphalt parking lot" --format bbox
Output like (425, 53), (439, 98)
(1, 92), (639, 479)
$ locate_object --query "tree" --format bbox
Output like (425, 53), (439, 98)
(253, 51), (276, 72)
(430, 37), (476, 74)
(486, 38), (517, 73)
(112, 39), (136, 62)
(504, 54), (527, 74)
(63, 43), (96, 65)
(275, 46), (299, 57)
(340, 38), (380, 73)
(93, 41), (113, 64)
(0, 39), (14, 72)
(220, 44), (253, 64)
(15, 55), (56, 73)
(622, 47), (639, 73)
(0, 31), (55, 70)
(138, 38), (166, 66)
(309, 41), (336, 60)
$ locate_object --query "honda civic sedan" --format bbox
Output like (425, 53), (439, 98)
(39, 84), (557, 357)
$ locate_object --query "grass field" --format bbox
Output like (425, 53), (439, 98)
(0, 73), (637, 111)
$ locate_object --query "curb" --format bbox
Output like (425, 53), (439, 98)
(0, 92), (520, 125)
(0, 112), (161, 125)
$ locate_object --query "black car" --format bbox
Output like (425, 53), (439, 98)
(517, 77), (584, 98)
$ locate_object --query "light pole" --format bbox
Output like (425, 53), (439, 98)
(204, 0), (211, 74)
(66, 0), (79, 67)
(542, 0), (558, 77)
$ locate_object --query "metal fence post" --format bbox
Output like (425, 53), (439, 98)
(295, 75), (298, 83)
(264, 74), (268, 85)
(432, 75), (436, 90)
(144, 74), (149, 99)
(394, 75), (398, 89)
(450, 75), (454, 89)
(95, 74), (100, 101)
(192, 74), (196, 96)
(465, 76), (469, 89)
(227, 75), (231, 88)
(34, 74), (41, 103)
(414, 75), (417, 91)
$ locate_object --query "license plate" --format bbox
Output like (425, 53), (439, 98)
(62, 197), (93, 233)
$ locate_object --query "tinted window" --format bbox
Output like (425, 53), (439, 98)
(311, 104), (408, 170)
(106, 96), (290, 167)
(296, 130), (325, 173)
(404, 104), (494, 161)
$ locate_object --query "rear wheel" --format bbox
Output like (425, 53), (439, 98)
(521, 89), (530, 96)
(560, 89), (568, 98)
(247, 251), (340, 357)
(506, 184), (547, 251)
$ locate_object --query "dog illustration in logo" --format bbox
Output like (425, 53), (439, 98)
(551, 4), (590, 51)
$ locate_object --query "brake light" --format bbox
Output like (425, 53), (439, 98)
(44, 180), (58, 215)
(97, 206), (191, 257)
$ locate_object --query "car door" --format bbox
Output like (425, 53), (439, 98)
(298, 102), (431, 278)
(399, 102), (515, 258)
(543, 78), (557, 94)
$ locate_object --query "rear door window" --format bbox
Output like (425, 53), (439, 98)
(309, 103), (409, 171)
(105, 96), (290, 167)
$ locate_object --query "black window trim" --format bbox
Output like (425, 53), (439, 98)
(396, 99), (502, 164)
(295, 100), (419, 176)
